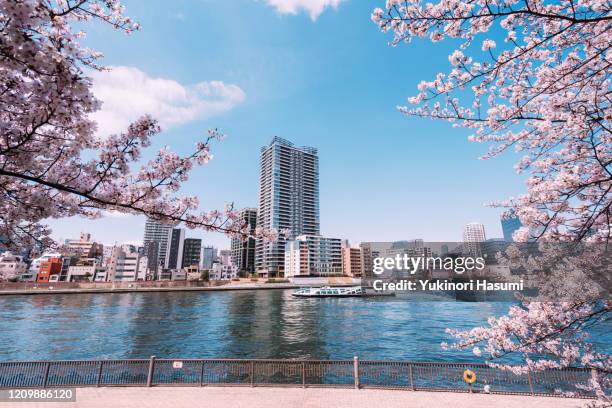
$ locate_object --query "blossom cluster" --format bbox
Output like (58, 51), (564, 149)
(373, 0), (611, 243)
(0, 1), (261, 249)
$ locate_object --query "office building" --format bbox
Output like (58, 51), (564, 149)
(463, 223), (487, 257)
(200, 246), (217, 270)
(230, 208), (257, 275)
(256, 137), (320, 277)
(164, 228), (185, 270)
(143, 218), (174, 274)
(182, 238), (202, 269)
(463, 223), (486, 242)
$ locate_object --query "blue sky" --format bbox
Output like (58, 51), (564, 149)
(48, 0), (526, 248)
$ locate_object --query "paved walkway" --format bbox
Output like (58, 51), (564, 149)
(0, 387), (587, 408)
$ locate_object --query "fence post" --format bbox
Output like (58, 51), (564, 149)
(96, 361), (104, 387)
(353, 356), (360, 389)
(42, 362), (51, 388)
(146, 356), (156, 387)
(527, 371), (534, 396)
(301, 362), (306, 388)
(408, 363), (414, 390)
(250, 361), (255, 387)
(200, 361), (205, 387)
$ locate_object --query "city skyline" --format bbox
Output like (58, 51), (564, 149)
(43, 0), (526, 249)
(46, 132), (514, 250)
(43, 135), (512, 253)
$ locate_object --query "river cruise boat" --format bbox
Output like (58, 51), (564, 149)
(292, 286), (363, 298)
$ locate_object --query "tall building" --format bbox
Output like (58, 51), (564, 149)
(182, 238), (202, 269)
(463, 223), (486, 242)
(200, 246), (217, 270)
(143, 218), (174, 276)
(256, 137), (320, 277)
(463, 223), (487, 257)
(501, 211), (523, 242)
(284, 235), (342, 277)
(165, 228), (185, 269)
(230, 208), (257, 275)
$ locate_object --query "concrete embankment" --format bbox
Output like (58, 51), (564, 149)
(0, 283), (296, 296)
(0, 277), (361, 296)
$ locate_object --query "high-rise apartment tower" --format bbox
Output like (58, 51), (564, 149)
(255, 137), (320, 277)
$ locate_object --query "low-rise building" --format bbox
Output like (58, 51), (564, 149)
(64, 232), (103, 258)
(93, 270), (107, 281)
(37, 257), (63, 283)
(66, 258), (104, 282)
(210, 263), (237, 280)
(341, 241), (363, 277)
(0, 252), (28, 281)
(171, 269), (187, 281)
(285, 235), (343, 277)
(28, 253), (60, 282)
(105, 246), (148, 282)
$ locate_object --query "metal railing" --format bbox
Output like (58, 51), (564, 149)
(0, 357), (599, 398)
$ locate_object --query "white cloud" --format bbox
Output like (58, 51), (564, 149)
(90, 66), (246, 136)
(263, 0), (344, 21)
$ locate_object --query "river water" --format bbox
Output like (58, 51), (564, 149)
(0, 289), (609, 362)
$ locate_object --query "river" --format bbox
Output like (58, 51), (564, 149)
(0, 289), (609, 362)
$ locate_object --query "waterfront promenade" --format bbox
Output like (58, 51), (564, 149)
(0, 387), (587, 408)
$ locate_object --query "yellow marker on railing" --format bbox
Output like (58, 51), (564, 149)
(463, 369), (477, 384)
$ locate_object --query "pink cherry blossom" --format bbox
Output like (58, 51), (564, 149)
(0, 1), (255, 250)
(373, 0), (611, 244)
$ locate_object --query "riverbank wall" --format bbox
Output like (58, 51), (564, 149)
(0, 277), (361, 296)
